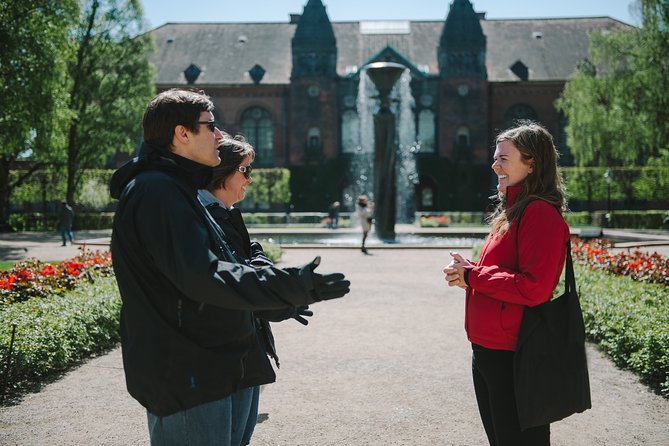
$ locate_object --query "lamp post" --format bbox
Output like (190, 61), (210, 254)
(364, 61), (405, 241)
(603, 169), (612, 227)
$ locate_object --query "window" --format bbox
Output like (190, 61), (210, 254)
(504, 103), (537, 129)
(421, 188), (434, 207)
(307, 127), (321, 150)
(456, 126), (470, 147)
(341, 110), (360, 154)
(240, 107), (273, 165)
(417, 110), (435, 153)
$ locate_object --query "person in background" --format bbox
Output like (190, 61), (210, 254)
(110, 89), (350, 446)
(443, 121), (570, 446)
(57, 201), (74, 246)
(328, 201), (340, 229)
(198, 134), (314, 442)
(356, 195), (374, 254)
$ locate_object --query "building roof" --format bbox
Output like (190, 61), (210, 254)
(150, 17), (630, 86)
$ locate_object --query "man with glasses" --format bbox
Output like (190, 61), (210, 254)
(110, 89), (350, 445)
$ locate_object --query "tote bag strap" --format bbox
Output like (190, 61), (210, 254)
(514, 202), (575, 298)
(564, 240), (576, 295)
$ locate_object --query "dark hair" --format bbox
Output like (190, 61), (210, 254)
(206, 134), (256, 191)
(488, 121), (566, 234)
(142, 89), (214, 149)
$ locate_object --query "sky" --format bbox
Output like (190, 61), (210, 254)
(140, 0), (639, 29)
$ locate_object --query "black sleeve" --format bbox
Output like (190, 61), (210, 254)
(133, 177), (317, 310)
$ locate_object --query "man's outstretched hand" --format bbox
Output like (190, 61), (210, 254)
(308, 256), (351, 301)
(293, 305), (314, 325)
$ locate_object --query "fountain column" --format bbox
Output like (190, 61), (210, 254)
(365, 62), (405, 241)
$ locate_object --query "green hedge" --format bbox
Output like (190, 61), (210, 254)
(0, 277), (121, 399)
(561, 166), (669, 202)
(574, 265), (669, 396)
(8, 212), (116, 232)
(564, 210), (668, 229)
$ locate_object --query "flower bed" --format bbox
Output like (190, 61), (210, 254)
(419, 214), (452, 227)
(0, 251), (117, 401)
(568, 237), (668, 396)
(571, 237), (668, 286)
(0, 251), (114, 306)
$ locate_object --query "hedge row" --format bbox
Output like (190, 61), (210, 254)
(8, 212), (116, 232)
(574, 264), (669, 396)
(0, 277), (121, 400)
(1, 253), (665, 401)
(564, 210), (668, 229)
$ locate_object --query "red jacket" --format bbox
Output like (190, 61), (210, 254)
(464, 186), (570, 351)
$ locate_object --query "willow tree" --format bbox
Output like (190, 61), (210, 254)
(0, 0), (78, 229)
(556, 0), (669, 167)
(64, 0), (155, 204)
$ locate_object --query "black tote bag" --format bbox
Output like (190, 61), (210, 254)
(513, 241), (592, 430)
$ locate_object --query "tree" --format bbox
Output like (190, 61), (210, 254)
(556, 0), (669, 167)
(64, 0), (155, 204)
(0, 0), (78, 229)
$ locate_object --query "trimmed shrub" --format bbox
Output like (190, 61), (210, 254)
(573, 265), (669, 396)
(0, 277), (121, 399)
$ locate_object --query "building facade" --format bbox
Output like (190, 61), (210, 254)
(148, 0), (629, 212)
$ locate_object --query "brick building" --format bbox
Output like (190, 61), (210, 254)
(148, 0), (629, 212)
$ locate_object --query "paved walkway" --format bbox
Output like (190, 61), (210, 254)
(1, 225), (668, 261)
(0, 231), (668, 445)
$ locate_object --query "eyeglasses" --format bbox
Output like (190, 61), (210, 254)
(237, 165), (253, 179)
(197, 120), (216, 132)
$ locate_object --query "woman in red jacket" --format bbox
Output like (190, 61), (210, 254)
(444, 122), (570, 445)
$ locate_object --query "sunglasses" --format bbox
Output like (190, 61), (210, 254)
(197, 120), (216, 132)
(237, 165), (253, 179)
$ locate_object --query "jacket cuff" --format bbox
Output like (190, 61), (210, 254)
(463, 266), (473, 287)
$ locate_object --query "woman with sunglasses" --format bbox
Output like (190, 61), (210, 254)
(198, 133), (312, 445)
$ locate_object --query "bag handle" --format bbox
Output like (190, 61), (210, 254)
(513, 202), (575, 298)
(564, 240), (576, 295)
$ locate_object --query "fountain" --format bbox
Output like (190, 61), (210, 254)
(365, 61), (406, 241)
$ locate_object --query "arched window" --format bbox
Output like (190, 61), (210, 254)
(421, 188), (434, 207)
(456, 126), (470, 147)
(341, 110), (360, 153)
(504, 103), (538, 129)
(240, 107), (273, 165)
(417, 110), (435, 153)
(307, 127), (321, 150)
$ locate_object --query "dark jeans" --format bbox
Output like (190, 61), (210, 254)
(147, 386), (260, 446)
(472, 344), (550, 446)
(60, 227), (73, 245)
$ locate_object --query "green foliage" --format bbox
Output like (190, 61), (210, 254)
(573, 265), (669, 396)
(561, 166), (669, 202)
(564, 210), (667, 229)
(289, 159), (348, 211)
(0, 0), (79, 225)
(0, 0), (78, 159)
(8, 212), (115, 232)
(556, 0), (669, 167)
(63, 0), (155, 202)
(0, 277), (121, 399)
(243, 168), (292, 209)
(11, 168), (115, 209)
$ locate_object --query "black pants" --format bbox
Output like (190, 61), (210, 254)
(472, 344), (550, 446)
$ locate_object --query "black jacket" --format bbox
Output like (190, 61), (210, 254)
(205, 201), (295, 370)
(110, 143), (318, 416)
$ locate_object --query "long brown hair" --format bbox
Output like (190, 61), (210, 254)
(488, 121), (566, 234)
(206, 134), (255, 191)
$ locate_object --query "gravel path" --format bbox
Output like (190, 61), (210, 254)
(1, 247), (668, 445)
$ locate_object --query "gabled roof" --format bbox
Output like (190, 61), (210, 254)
(149, 17), (631, 86)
